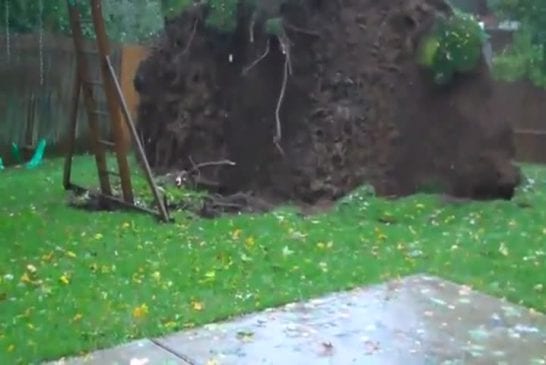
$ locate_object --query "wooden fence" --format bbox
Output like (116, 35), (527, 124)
(0, 32), (147, 165)
(487, 29), (546, 164)
(497, 81), (546, 164)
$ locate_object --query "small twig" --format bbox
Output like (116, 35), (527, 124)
(182, 18), (199, 54)
(274, 52), (289, 156)
(242, 39), (271, 76)
(188, 155), (198, 170)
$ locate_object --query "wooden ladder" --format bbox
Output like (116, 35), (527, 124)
(63, 0), (170, 222)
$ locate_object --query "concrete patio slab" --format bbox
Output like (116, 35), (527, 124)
(47, 339), (190, 365)
(155, 274), (546, 365)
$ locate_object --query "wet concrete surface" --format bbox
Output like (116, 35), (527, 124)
(157, 274), (546, 364)
(47, 339), (189, 365)
(49, 274), (546, 365)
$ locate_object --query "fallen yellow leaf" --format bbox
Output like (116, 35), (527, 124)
(151, 271), (161, 281)
(20, 272), (32, 284)
(94, 233), (103, 240)
(204, 271), (216, 280)
(26, 264), (37, 274)
(122, 222), (130, 229)
(59, 273), (71, 285)
(498, 242), (509, 257)
(66, 251), (77, 258)
(132, 304), (149, 319)
(191, 300), (204, 311)
(163, 321), (177, 330)
(245, 236), (255, 247)
(73, 313), (83, 322)
(231, 229), (242, 240)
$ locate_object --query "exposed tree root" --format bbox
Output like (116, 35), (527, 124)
(283, 21), (321, 38)
(183, 18), (199, 54)
(242, 39), (271, 76)
(274, 43), (290, 156)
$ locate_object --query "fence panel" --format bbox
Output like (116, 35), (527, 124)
(0, 32), (122, 164)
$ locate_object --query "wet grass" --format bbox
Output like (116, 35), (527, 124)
(0, 155), (545, 363)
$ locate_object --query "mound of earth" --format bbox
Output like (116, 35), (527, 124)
(134, 0), (521, 212)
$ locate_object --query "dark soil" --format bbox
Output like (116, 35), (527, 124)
(134, 0), (521, 213)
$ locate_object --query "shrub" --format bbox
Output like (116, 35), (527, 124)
(418, 10), (487, 84)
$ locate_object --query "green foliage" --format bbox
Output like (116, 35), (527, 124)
(492, 26), (546, 86)
(265, 17), (283, 36)
(204, 0), (258, 34)
(161, 0), (261, 34)
(205, 0), (240, 33)
(0, 0), (163, 43)
(0, 0), (66, 33)
(418, 11), (486, 84)
(489, 0), (546, 87)
(161, 0), (193, 19)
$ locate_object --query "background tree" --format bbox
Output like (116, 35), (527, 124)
(0, 0), (164, 43)
(489, 0), (546, 86)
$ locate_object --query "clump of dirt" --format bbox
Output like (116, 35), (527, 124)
(134, 0), (521, 213)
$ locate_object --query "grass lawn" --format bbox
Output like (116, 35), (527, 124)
(0, 155), (545, 364)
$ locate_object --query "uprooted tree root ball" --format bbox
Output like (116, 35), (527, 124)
(134, 0), (521, 215)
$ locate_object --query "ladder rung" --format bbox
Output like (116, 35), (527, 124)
(98, 139), (115, 147)
(99, 169), (120, 177)
(83, 79), (103, 87)
(90, 110), (109, 116)
(78, 48), (99, 55)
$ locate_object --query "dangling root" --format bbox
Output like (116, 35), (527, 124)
(183, 18), (199, 54)
(242, 39), (271, 76)
(249, 12), (257, 43)
(244, 24), (293, 156)
(274, 49), (290, 156)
